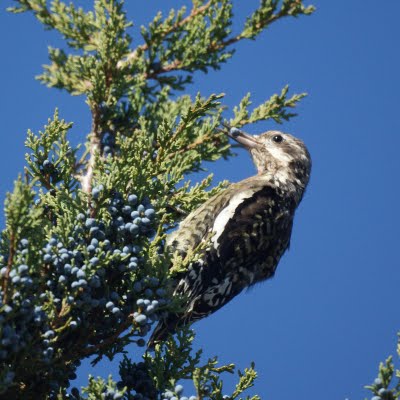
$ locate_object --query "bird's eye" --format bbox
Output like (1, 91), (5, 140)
(272, 134), (284, 143)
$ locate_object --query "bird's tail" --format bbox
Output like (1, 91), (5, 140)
(147, 313), (180, 349)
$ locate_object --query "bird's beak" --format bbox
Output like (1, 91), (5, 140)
(225, 127), (261, 150)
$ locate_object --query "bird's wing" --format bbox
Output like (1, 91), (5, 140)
(166, 184), (239, 256)
(174, 183), (295, 317)
(166, 177), (273, 254)
(214, 184), (295, 277)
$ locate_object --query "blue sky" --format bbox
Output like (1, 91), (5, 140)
(1, 1), (400, 399)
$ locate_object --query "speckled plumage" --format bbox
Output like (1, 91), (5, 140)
(149, 129), (311, 345)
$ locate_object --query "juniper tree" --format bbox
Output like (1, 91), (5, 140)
(8, 1), (394, 399)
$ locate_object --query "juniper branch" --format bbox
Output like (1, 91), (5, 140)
(81, 105), (102, 196)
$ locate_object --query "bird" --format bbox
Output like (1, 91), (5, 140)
(149, 127), (311, 346)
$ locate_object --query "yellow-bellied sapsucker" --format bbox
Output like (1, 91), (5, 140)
(149, 127), (311, 345)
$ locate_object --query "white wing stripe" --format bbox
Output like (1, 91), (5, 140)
(211, 189), (256, 251)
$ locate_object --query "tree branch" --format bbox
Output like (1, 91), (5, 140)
(81, 106), (101, 196)
(81, 316), (133, 358)
(142, 10), (286, 80)
(2, 232), (16, 304)
(117, 1), (213, 69)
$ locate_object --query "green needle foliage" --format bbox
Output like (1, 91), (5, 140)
(1, 0), (321, 398)
(364, 337), (400, 400)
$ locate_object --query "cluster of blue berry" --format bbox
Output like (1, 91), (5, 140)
(39, 159), (60, 185)
(40, 189), (163, 334)
(371, 379), (394, 400)
(0, 189), (167, 395)
(67, 384), (124, 400)
(162, 385), (233, 400)
(162, 385), (199, 400)
(117, 359), (157, 399)
(0, 238), (54, 391)
(102, 133), (115, 157)
(100, 388), (124, 400)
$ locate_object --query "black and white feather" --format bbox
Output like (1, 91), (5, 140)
(149, 128), (311, 346)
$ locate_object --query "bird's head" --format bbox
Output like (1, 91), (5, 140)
(227, 127), (311, 187)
